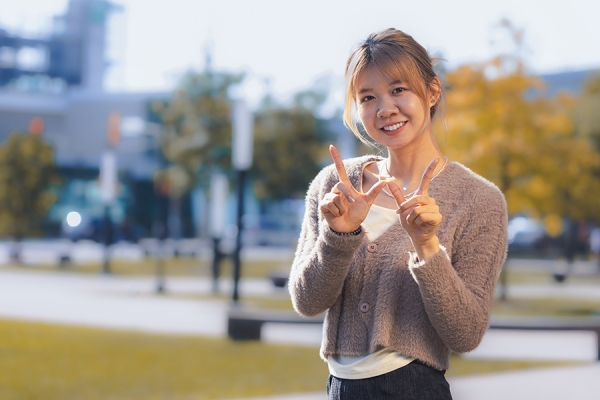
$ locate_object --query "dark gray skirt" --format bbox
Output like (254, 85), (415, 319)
(326, 360), (452, 400)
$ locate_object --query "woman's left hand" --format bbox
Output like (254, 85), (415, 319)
(387, 158), (442, 261)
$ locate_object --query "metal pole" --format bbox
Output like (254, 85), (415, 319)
(231, 99), (252, 304)
(212, 237), (222, 293)
(499, 257), (508, 301)
(102, 205), (112, 274)
(156, 236), (165, 293)
(232, 169), (246, 303)
(151, 218), (168, 293)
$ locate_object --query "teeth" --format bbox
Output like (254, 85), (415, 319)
(383, 122), (405, 131)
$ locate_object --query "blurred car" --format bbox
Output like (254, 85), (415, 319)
(61, 211), (97, 242)
(507, 216), (546, 255)
(61, 211), (142, 243)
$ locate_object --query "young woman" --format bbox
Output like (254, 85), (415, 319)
(289, 28), (508, 399)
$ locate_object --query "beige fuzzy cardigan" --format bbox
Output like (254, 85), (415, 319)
(289, 156), (508, 371)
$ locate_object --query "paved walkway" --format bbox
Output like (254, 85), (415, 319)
(236, 363), (600, 400)
(1, 256), (599, 399)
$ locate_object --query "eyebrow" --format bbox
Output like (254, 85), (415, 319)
(356, 79), (404, 95)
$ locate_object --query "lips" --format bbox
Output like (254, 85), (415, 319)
(381, 121), (406, 132)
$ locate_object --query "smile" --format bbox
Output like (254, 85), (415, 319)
(382, 122), (405, 131)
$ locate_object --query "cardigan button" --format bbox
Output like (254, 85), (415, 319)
(367, 243), (378, 253)
(359, 302), (370, 313)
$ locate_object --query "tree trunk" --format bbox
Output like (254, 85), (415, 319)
(498, 156), (510, 301)
(168, 196), (182, 257)
(10, 234), (23, 265)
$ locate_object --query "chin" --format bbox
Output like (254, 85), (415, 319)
(373, 136), (411, 150)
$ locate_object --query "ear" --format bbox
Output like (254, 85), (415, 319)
(428, 77), (442, 106)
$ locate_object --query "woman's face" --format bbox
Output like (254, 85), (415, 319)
(355, 66), (433, 152)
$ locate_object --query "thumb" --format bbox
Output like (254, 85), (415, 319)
(365, 179), (389, 205)
(386, 181), (406, 208)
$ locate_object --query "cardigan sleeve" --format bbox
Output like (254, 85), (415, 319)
(408, 185), (508, 353)
(288, 167), (366, 317)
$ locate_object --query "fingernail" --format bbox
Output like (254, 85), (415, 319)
(347, 195), (355, 203)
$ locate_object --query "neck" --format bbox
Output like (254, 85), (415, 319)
(384, 135), (445, 193)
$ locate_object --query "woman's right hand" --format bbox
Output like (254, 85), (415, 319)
(319, 145), (389, 233)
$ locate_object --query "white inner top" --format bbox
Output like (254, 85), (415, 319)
(364, 203), (398, 242)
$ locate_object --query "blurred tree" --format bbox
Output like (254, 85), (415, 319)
(148, 59), (243, 239)
(150, 67), (244, 196)
(441, 19), (600, 290)
(440, 20), (600, 224)
(0, 118), (59, 263)
(252, 88), (333, 200)
(575, 73), (600, 152)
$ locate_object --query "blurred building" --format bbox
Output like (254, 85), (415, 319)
(540, 70), (599, 97)
(0, 0), (169, 239)
(0, 0), (165, 173)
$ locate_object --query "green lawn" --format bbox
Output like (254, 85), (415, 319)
(12, 255), (600, 286)
(8, 256), (291, 279)
(0, 319), (578, 400)
(503, 269), (600, 286)
(0, 319), (325, 400)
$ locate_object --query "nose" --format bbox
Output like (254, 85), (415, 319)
(376, 96), (398, 118)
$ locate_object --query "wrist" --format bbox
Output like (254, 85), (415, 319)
(414, 236), (440, 261)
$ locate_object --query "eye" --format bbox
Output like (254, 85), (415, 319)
(392, 87), (406, 95)
(359, 95), (374, 103)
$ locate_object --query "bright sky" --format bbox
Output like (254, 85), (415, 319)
(2, 0), (600, 106)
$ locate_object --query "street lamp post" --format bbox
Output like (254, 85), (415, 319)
(231, 100), (253, 303)
(99, 112), (120, 274)
(154, 220), (167, 293)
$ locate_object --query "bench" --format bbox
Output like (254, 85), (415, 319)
(228, 311), (600, 360)
(489, 316), (600, 360)
(227, 308), (323, 341)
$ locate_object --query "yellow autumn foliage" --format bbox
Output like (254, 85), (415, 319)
(438, 58), (600, 222)
(0, 132), (59, 239)
(150, 69), (244, 199)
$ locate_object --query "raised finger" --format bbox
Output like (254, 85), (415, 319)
(386, 181), (406, 208)
(415, 158), (440, 196)
(364, 179), (389, 205)
(329, 145), (352, 187)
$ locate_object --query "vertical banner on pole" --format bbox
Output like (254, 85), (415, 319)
(100, 151), (117, 205)
(231, 100), (254, 303)
(210, 170), (228, 293)
(232, 100), (253, 171)
(209, 171), (228, 239)
(102, 111), (121, 204)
